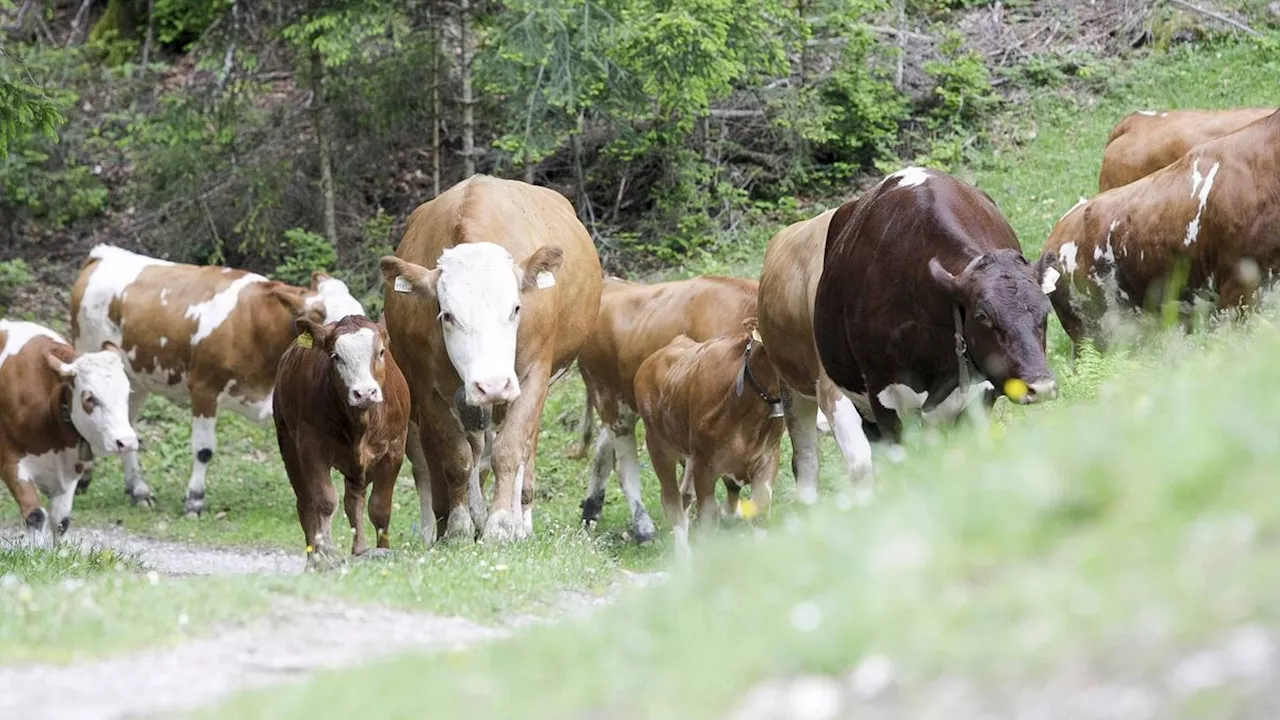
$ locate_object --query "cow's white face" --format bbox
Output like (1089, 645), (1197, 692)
(311, 276), (366, 324)
(382, 242), (565, 407)
(332, 327), (385, 408)
(50, 347), (139, 456)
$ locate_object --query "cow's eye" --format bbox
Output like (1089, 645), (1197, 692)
(510, 305), (521, 321)
(973, 310), (991, 326)
(82, 393), (97, 413)
(441, 311), (456, 325)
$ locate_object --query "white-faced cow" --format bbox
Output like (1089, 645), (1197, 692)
(1099, 108), (1275, 192)
(576, 275), (759, 542)
(757, 208), (876, 504)
(813, 167), (1059, 445)
(1046, 109), (1280, 354)
(274, 315), (410, 569)
(381, 175), (603, 544)
(0, 320), (138, 546)
(634, 323), (784, 560)
(70, 245), (365, 516)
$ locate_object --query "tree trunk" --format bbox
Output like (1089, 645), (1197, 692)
(140, 0), (155, 68)
(310, 51), (338, 247)
(894, 0), (906, 90)
(459, 0), (476, 177)
(572, 110), (595, 235)
(431, 6), (442, 197)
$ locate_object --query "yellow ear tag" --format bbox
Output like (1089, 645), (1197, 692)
(296, 332), (314, 349)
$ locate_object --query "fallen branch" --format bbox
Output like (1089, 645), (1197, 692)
(66, 0), (94, 47)
(1167, 0), (1260, 36)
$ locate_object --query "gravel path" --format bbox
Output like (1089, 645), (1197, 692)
(67, 525), (303, 576)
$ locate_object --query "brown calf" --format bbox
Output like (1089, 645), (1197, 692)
(634, 325), (784, 559)
(0, 320), (138, 547)
(273, 316), (409, 568)
(1099, 108), (1274, 192)
(577, 275), (759, 543)
(1046, 109), (1280, 353)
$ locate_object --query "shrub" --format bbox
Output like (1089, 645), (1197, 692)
(274, 228), (337, 286)
(0, 259), (34, 314)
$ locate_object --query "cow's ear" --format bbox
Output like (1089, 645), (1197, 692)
(381, 257), (440, 299)
(309, 270), (330, 291)
(293, 318), (330, 348)
(928, 257), (961, 296)
(272, 286), (311, 317)
(517, 246), (565, 292)
(45, 352), (77, 383)
(1034, 250), (1060, 295)
(100, 341), (130, 364)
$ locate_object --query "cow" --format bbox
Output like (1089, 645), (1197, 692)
(380, 175), (603, 544)
(757, 208), (876, 505)
(633, 323), (784, 560)
(273, 315), (410, 568)
(813, 167), (1060, 445)
(70, 245), (366, 517)
(1045, 109), (1280, 354)
(1099, 108), (1275, 192)
(0, 320), (139, 547)
(576, 275), (759, 543)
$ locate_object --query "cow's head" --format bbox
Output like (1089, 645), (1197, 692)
(47, 343), (139, 455)
(296, 316), (389, 409)
(381, 243), (564, 406)
(273, 274), (366, 328)
(929, 249), (1059, 404)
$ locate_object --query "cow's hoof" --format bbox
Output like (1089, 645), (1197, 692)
(633, 515), (657, 545)
(443, 506), (476, 544)
(130, 493), (154, 510)
(565, 443), (587, 460)
(580, 493), (605, 526)
(75, 478), (92, 496)
(306, 546), (345, 572)
(483, 510), (523, 544)
(796, 483), (819, 506)
(353, 548), (392, 562)
(183, 496), (205, 519)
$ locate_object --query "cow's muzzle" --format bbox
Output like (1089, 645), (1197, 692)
(1019, 378), (1058, 404)
(466, 376), (521, 406)
(349, 385), (385, 408)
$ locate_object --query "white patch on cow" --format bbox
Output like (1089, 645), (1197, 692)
(158, 336), (168, 348)
(1059, 197), (1088, 222)
(185, 415), (218, 508)
(17, 448), (81, 494)
(313, 277), (366, 324)
(0, 320), (66, 372)
(1185, 159), (1220, 247)
(159, 288), (169, 306)
(217, 380), (273, 424)
(65, 349), (139, 457)
(1138, 110), (1158, 117)
(126, 347), (137, 362)
(889, 166), (930, 189)
(1095, 221), (1118, 262)
(921, 380), (993, 426)
(877, 384), (928, 413)
(78, 245), (175, 352)
(435, 243), (524, 406)
(1041, 266), (1061, 294)
(831, 395), (873, 490)
(184, 273), (267, 345)
(1060, 242), (1079, 275)
(333, 328), (382, 407)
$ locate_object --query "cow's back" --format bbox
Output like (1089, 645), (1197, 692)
(582, 276), (757, 412)
(385, 175), (603, 394)
(757, 209), (835, 396)
(1100, 108), (1275, 191)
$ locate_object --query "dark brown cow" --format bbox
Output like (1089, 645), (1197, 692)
(1099, 108), (1275, 192)
(757, 208), (876, 504)
(71, 245), (365, 516)
(576, 275), (759, 542)
(0, 320), (138, 547)
(381, 175), (602, 545)
(814, 167), (1059, 444)
(634, 324), (784, 559)
(1046, 109), (1280, 353)
(273, 316), (409, 568)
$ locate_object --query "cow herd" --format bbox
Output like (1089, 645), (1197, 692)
(1, 106), (1276, 563)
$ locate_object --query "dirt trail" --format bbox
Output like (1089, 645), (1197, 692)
(0, 525), (667, 720)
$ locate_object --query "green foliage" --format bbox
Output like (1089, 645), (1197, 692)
(0, 259), (33, 313)
(0, 55), (65, 159)
(0, 147), (109, 226)
(923, 29), (998, 131)
(152, 0), (231, 49)
(274, 228), (337, 286)
(813, 26), (910, 166)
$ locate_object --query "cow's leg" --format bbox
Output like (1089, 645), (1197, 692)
(722, 477), (742, 518)
(611, 411), (656, 544)
(304, 471), (341, 570)
(343, 475), (370, 556)
(183, 391), (219, 519)
(748, 446), (780, 521)
(406, 420), (438, 547)
(422, 413), (475, 544)
(484, 370), (550, 544)
(866, 383), (906, 463)
(119, 388), (154, 507)
(688, 458), (720, 535)
(47, 478), (78, 542)
(2, 461), (53, 548)
(783, 386), (821, 505)
(465, 426), (489, 535)
(74, 441), (94, 495)
(580, 425), (616, 526)
(368, 453), (400, 552)
(517, 422), (542, 538)
(819, 377), (875, 504)
(646, 438), (688, 562)
(566, 380), (595, 460)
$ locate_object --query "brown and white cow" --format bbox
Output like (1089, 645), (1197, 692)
(0, 320), (138, 546)
(576, 275), (758, 542)
(273, 315), (410, 568)
(1099, 108), (1275, 192)
(814, 167), (1059, 445)
(757, 208), (876, 504)
(634, 324), (784, 559)
(1046, 109), (1280, 354)
(71, 245), (365, 516)
(381, 175), (603, 544)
